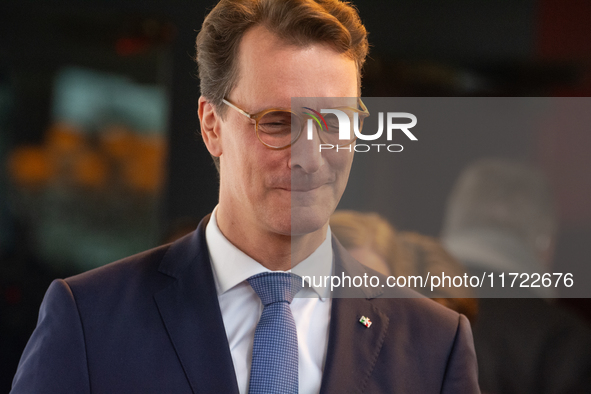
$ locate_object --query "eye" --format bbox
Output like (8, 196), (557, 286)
(323, 114), (340, 134)
(258, 112), (292, 135)
(260, 122), (288, 133)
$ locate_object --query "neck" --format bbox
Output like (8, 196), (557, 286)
(215, 206), (327, 271)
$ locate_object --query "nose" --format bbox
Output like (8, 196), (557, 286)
(289, 119), (323, 173)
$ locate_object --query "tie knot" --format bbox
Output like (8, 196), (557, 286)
(247, 272), (303, 306)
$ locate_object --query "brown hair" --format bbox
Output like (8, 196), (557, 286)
(196, 0), (369, 116)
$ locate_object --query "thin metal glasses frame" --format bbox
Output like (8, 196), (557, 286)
(222, 97), (369, 150)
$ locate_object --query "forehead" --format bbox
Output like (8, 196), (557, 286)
(232, 25), (358, 109)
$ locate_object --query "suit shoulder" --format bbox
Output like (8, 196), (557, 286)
(64, 243), (173, 296)
(374, 293), (464, 337)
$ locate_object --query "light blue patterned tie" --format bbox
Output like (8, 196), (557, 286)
(247, 272), (302, 394)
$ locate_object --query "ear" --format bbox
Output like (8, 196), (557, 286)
(198, 96), (223, 157)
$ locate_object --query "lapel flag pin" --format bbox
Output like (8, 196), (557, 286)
(359, 316), (372, 328)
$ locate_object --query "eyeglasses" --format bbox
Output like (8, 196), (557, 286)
(222, 97), (370, 150)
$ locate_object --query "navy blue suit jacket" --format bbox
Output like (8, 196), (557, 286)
(12, 217), (479, 393)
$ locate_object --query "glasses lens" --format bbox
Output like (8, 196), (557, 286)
(319, 113), (341, 144)
(317, 110), (361, 146)
(256, 111), (296, 148)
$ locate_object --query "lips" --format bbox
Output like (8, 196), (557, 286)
(287, 178), (334, 192)
(271, 174), (335, 192)
(274, 185), (322, 192)
(291, 186), (321, 192)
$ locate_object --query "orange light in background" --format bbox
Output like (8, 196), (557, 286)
(7, 146), (55, 188)
(99, 125), (138, 160)
(72, 150), (110, 189)
(9, 121), (167, 194)
(121, 135), (167, 193)
(46, 122), (85, 154)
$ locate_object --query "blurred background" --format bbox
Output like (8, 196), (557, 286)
(1, 0), (590, 391)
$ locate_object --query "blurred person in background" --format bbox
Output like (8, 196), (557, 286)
(441, 158), (591, 394)
(331, 210), (478, 323)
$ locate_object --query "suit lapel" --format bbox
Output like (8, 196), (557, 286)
(319, 298), (389, 394)
(154, 217), (239, 394)
(319, 238), (390, 394)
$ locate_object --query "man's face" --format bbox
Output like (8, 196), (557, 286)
(213, 26), (357, 238)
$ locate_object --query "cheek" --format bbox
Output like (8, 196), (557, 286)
(221, 120), (257, 169)
(328, 150), (354, 178)
(231, 143), (278, 193)
(221, 127), (255, 191)
(222, 120), (247, 153)
(333, 152), (354, 199)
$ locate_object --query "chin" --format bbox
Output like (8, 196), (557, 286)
(259, 206), (292, 236)
(290, 206), (329, 236)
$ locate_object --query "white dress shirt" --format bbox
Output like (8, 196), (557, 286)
(205, 207), (333, 394)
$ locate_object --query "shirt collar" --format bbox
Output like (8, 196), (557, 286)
(206, 206), (333, 300)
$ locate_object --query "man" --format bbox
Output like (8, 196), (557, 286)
(442, 158), (591, 393)
(12, 1), (479, 393)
